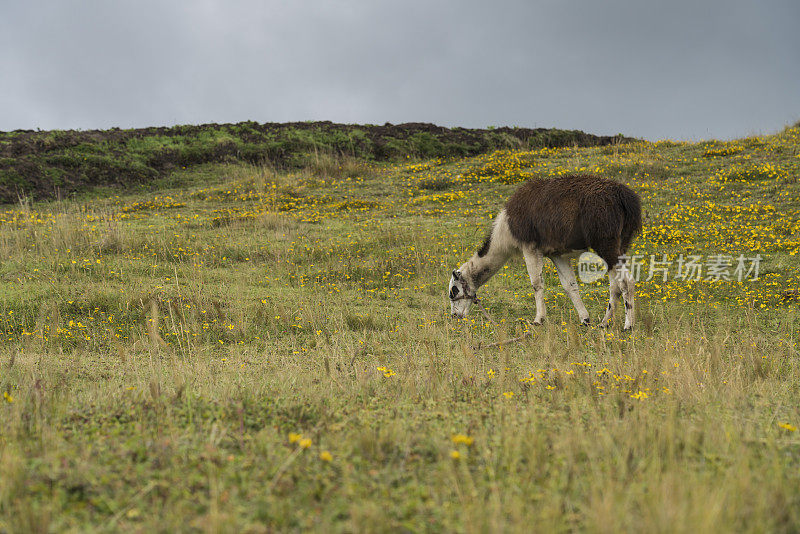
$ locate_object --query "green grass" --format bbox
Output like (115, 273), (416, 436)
(1, 125), (799, 532)
(0, 122), (628, 205)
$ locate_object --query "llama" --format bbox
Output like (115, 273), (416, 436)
(448, 174), (642, 329)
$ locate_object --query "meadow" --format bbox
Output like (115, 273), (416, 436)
(1, 123), (799, 532)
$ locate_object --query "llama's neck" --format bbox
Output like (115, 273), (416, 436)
(461, 210), (517, 289)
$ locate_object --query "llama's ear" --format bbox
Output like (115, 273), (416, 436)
(452, 270), (461, 280)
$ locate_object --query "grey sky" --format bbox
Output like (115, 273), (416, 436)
(2, 0), (798, 140)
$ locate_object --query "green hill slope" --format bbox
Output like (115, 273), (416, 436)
(0, 121), (630, 204)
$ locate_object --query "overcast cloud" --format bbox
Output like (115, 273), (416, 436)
(1, 0), (798, 140)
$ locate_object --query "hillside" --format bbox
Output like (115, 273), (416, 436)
(1, 123), (799, 531)
(0, 121), (630, 204)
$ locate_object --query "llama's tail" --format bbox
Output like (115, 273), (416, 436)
(618, 185), (642, 253)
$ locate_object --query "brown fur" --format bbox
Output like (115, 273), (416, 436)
(504, 174), (641, 267)
(477, 232), (492, 257)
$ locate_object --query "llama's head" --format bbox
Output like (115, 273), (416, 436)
(448, 269), (476, 318)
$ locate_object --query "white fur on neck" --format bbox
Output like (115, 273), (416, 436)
(459, 210), (520, 289)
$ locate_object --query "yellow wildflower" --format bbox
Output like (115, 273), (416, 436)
(376, 366), (396, 378)
(451, 434), (474, 446)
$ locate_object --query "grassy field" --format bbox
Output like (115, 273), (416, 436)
(1, 124), (799, 532)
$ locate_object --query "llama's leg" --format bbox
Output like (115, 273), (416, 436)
(595, 243), (623, 329)
(522, 247), (546, 325)
(600, 264), (636, 329)
(618, 267), (636, 330)
(599, 267), (622, 328)
(551, 255), (590, 325)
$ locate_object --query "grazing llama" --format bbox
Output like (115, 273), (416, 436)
(448, 174), (642, 329)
